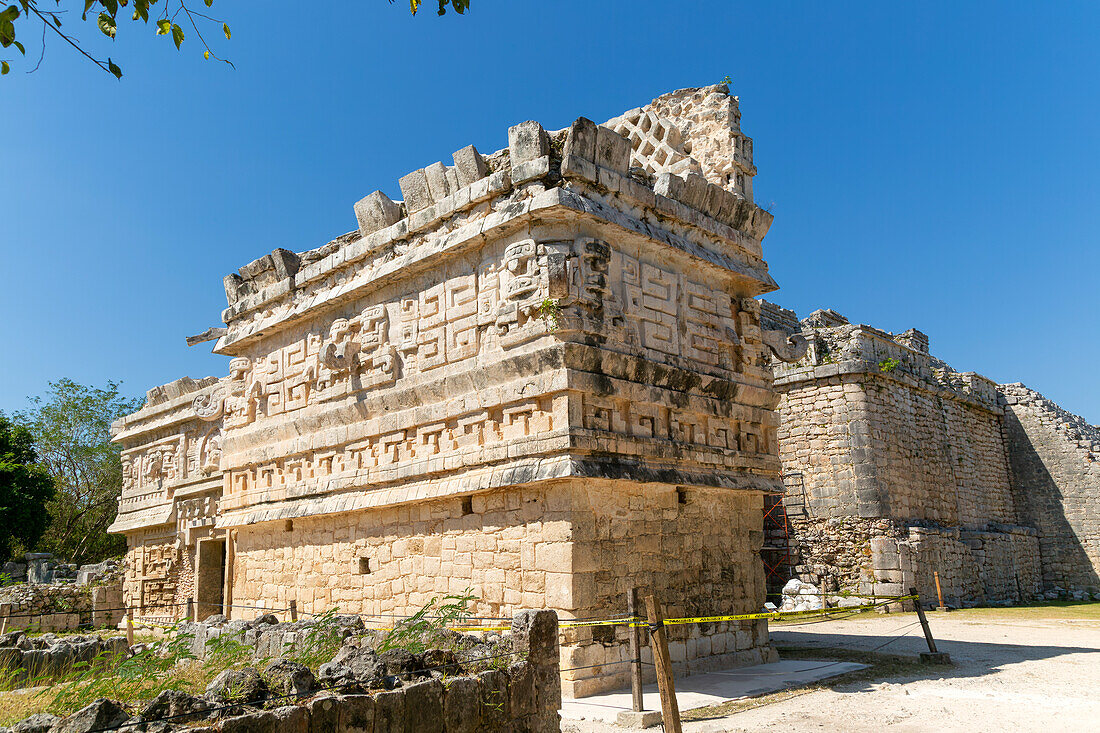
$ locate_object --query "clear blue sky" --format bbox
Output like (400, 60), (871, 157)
(3, 1), (1098, 423)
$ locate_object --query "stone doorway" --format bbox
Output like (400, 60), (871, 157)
(194, 537), (225, 620)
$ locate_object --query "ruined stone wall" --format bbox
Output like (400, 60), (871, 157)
(0, 582), (125, 632)
(111, 378), (225, 619)
(768, 307), (1043, 606)
(774, 323), (1015, 527)
(1000, 383), (1100, 594)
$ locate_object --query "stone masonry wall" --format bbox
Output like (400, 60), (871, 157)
(562, 482), (774, 697)
(768, 306), (1044, 607)
(227, 479), (774, 698)
(115, 86), (788, 698)
(1000, 383), (1100, 594)
(0, 581), (125, 632)
(774, 326), (1016, 527)
(858, 372), (1015, 527)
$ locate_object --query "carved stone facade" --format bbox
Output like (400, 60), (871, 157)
(110, 377), (224, 621)
(112, 85), (790, 696)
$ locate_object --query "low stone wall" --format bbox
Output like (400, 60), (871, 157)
(175, 614), (366, 661)
(0, 581), (124, 632)
(895, 525), (1042, 606)
(2, 610), (561, 733)
(207, 610), (560, 733)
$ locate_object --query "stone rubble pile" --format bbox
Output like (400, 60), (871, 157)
(0, 630), (129, 684)
(778, 578), (824, 612)
(1, 554), (121, 587)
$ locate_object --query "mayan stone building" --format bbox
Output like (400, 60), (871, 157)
(110, 85), (808, 697)
(760, 303), (1100, 606)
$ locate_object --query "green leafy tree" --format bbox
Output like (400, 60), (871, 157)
(0, 415), (56, 562)
(0, 0), (468, 78)
(14, 379), (143, 565)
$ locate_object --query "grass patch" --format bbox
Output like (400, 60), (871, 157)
(943, 601), (1100, 621)
(680, 645), (950, 722)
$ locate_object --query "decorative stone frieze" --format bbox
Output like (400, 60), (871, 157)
(111, 85), (784, 697)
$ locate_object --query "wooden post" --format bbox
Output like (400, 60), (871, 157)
(627, 588), (645, 713)
(644, 594), (683, 733)
(125, 609), (135, 647)
(933, 572), (947, 611)
(185, 598), (194, 623)
(0, 603), (10, 636)
(289, 599), (298, 623)
(910, 587), (950, 664)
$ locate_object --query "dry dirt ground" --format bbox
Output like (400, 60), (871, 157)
(564, 605), (1100, 733)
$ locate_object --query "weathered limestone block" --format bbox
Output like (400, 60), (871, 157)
(594, 125), (631, 174)
(353, 191), (403, 237)
(452, 145), (487, 187)
(443, 677), (480, 733)
(424, 162), (452, 202)
(397, 169), (432, 214)
(508, 120), (549, 165)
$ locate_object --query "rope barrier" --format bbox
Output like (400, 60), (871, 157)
(0, 602), (186, 621)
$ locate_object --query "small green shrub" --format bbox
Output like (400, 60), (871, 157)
(376, 590), (477, 654)
(286, 608), (346, 669)
(879, 358), (900, 373)
(538, 298), (562, 333)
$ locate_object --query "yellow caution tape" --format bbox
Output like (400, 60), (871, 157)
(553, 595), (917, 630)
(662, 595), (917, 626)
(559, 618), (637, 629)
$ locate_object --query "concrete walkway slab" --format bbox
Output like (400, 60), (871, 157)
(560, 659), (867, 726)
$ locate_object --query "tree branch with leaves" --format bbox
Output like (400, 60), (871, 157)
(1, 0), (468, 78)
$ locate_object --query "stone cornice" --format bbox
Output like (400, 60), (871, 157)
(212, 183), (776, 356)
(774, 358), (1003, 415)
(215, 454), (777, 529)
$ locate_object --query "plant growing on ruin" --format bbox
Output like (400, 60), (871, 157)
(36, 622), (197, 715)
(879, 358), (900, 373)
(538, 298), (563, 333)
(376, 590), (477, 654)
(202, 628), (252, 670)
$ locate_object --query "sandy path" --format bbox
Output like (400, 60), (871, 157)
(564, 611), (1100, 733)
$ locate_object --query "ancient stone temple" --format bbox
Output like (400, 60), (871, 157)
(759, 302), (1100, 606)
(111, 85), (801, 696)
